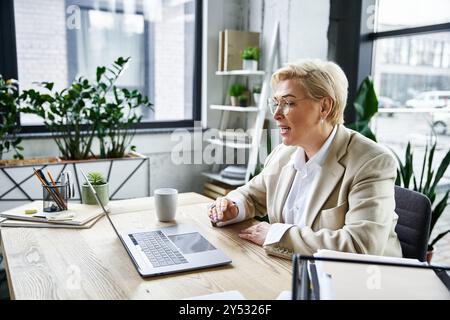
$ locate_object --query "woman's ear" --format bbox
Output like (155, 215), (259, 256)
(320, 97), (333, 119)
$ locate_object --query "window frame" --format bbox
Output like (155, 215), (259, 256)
(370, 22), (450, 41)
(368, 3), (450, 109)
(0, 0), (202, 135)
(0, 0), (18, 81)
(328, 0), (450, 123)
(328, 0), (376, 123)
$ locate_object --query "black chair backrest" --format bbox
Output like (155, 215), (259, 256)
(394, 186), (432, 261)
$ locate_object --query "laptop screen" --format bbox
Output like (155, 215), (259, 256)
(168, 232), (216, 254)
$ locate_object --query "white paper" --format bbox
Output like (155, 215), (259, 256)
(312, 250), (450, 300)
(276, 291), (292, 300)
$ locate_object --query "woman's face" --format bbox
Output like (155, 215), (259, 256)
(272, 79), (323, 147)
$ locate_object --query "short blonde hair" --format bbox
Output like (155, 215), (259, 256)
(271, 59), (348, 125)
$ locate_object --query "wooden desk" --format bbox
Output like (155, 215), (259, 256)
(0, 192), (292, 299)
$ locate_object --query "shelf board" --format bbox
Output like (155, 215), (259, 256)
(210, 105), (260, 112)
(218, 130), (251, 142)
(377, 107), (450, 113)
(201, 172), (245, 186)
(215, 70), (265, 76)
(206, 138), (252, 149)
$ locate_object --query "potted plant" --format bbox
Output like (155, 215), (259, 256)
(20, 77), (102, 161)
(393, 141), (450, 262)
(241, 46), (260, 71)
(0, 76), (23, 162)
(0, 58), (152, 212)
(252, 84), (262, 106)
(94, 59), (152, 159)
(81, 171), (109, 205)
(346, 76), (378, 142)
(238, 95), (248, 108)
(229, 84), (245, 106)
(21, 57), (152, 160)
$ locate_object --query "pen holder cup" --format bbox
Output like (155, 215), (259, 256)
(43, 183), (69, 212)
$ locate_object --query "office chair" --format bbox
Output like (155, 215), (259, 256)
(0, 254), (10, 300)
(394, 186), (432, 262)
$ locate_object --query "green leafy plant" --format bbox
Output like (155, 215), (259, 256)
(393, 141), (450, 250)
(21, 76), (107, 160)
(238, 95), (248, 107)
(238, 95), (248, 102)
(229, 84), (245, 97)
(252, 85), (261, 94)
(346, 76), (378, 142)
(95, 58), (152, 159)
(241, 47), (261, 61)
(0, 75), (23, 160)
(86, 172), (107, 185)
(21, 57), (152, 160)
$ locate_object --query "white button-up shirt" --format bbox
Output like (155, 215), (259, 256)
(219, 126), (338, 247)
(263, 126), (337, 245)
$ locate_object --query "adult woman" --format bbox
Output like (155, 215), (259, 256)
(208, 59), (402, 259)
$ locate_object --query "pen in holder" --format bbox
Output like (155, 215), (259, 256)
(43, 183), (69, 212)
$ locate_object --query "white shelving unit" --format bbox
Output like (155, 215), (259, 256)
(202, 23), (280, 187)
(209, 105), (260, 112)
(201, 172), (245, 186)
(215, 70), (266, 76)
(206, 138), (252, 149)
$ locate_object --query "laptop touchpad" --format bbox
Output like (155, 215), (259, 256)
(168, 232), (216, 254)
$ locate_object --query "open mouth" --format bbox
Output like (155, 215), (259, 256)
(279, 126), (291, 134)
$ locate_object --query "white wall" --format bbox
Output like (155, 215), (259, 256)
(202, 0), (247, 129)
(287, 0), (330, 61)
(14, 0), (68, 92)
(246, 0), (330, 135)
(246, 0), (329, 69)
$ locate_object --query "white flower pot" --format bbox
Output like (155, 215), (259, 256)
(230, 96), (239, 106)
(242, 59), (258, 71)
(253, 93), (261, 106)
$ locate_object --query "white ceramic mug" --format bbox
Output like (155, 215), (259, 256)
(154, 188), (178, 222)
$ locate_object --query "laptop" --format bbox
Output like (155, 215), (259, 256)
(79, 169), (231, 277)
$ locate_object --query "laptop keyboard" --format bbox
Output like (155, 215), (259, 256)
(130, 231), (188, 268)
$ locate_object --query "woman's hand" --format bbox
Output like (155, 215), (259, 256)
(238, 222), (270, 246)
(208, 197), (238, 224)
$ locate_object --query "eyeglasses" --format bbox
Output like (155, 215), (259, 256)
(267, 96), (310, 115)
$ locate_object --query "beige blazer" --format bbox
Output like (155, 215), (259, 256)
(227, 125), (403, 259)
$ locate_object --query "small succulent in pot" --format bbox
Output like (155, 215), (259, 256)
(241, 47), (260, 61)
(252, 84), (262, 106)
(238, 95), (248, 108)
(241, 47), (260, 71)
(87, 172), (107, 185)
(82, 171), (109, 205)
(229, 83), (245, 106)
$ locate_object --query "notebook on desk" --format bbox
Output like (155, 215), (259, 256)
(0, 214), (103, 229)
(0, 202), (104, 226)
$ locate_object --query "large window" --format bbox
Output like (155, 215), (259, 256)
(369, 0), (450, 262)
(375, 0), (450, 32)
(370, 0), (450, 168)
(373, 32), (450, 105)
(10, 0), (201, 131)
